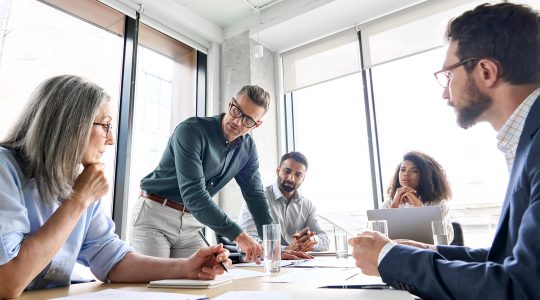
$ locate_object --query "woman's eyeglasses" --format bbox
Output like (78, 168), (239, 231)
(93, 122), (113, 138)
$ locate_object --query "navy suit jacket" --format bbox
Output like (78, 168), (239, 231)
(379, 94), (540, 300)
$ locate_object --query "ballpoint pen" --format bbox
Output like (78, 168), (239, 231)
(198, 231), (229, 273)
(319, 284), (390, 289)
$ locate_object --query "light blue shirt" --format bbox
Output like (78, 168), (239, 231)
(0, 147), (132, 290)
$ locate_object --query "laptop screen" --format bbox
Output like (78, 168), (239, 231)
(366, 206), (443, 244)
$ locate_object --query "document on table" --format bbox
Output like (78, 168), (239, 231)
(263, 268), (384, 286)
(235, 259), (308, 268)
(49, 289), (206, 300)
(213, 289), (414, 300)
(227, 268), (266, 279)
(148, 276), (233, 289)
(284, 257), (356, 268)
(213, 291), (291, 300)
(306, 251), (338, 256)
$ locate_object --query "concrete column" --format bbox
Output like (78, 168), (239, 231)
(217, 32), (279, 220)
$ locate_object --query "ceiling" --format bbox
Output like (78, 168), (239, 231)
(172, 0), (284, 28)
(111, 0), (428, 52)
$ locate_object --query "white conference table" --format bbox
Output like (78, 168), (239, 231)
(18, 257), (416, 300)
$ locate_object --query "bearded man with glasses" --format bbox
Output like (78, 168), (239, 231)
(349, 3), (540, 299)
(131, 85), (297, 264)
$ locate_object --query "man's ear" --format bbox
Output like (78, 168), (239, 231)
(276, 165), (281, 176)
(477, 58), (500, 88)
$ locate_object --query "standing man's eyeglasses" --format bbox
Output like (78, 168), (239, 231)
(93, 122), (113, 138)
(229, 98), (259, 128)
(433, 57), (479, 88)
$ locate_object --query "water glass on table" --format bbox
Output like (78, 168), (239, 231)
(263, 224), (281, 274)
(334, 228), (348, 259)
(431, 220), (450, 245)
(367, 220), (388, 237)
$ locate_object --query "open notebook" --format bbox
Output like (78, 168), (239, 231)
(148, 276), (233, 289)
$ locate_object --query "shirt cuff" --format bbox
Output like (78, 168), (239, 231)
(377, 241), (397, 265)
(428, 244), (438, 252)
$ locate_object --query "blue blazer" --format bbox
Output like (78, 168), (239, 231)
(379, 94), (540, 300)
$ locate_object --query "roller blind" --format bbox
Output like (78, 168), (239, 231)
(359, 0), (485, 69)
(281, 27), (360, 93)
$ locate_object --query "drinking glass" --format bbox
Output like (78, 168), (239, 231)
(431, 220), (450, 245)
(367, 220), (388, 237)
(263, 224), (281, 273)
(334, 227), (348, 259)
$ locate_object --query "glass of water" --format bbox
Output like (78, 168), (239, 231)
(367, 220), (388, 237)
(431, 220), (450, 245)
(334, 228), (348, 259)
(263, 224), (281, 274)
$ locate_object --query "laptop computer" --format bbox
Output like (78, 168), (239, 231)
(367, 206), (443, 244)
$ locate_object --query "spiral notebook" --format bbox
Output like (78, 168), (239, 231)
(148, 276), (233, 289)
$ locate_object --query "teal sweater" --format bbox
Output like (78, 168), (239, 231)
(141, 114), (273, 240)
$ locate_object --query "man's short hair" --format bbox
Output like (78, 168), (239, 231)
(280, 151), (308, 170)
(237, 85), (271, 112)
(446, 3), (540, 85)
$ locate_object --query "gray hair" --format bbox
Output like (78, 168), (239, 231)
(0, 75), (110, 205)
(237, 85), (271, 112)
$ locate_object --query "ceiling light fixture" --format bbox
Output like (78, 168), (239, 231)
(253, 7), (263, 58)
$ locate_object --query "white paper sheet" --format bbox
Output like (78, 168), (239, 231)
(284, 257), (356, 268)
(227, 268), (266, 279)
(262, 268), (383, 286)
(213, 291), (291, 300)
(234, 259), (307, 268)
(49, 289), (206, 300)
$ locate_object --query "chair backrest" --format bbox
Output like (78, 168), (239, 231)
(216, 235), (245, 263)
(450, 222), (465, 246)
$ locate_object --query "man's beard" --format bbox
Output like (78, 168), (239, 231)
(456, 78), (493, 129)
(278, 179), (296, 193)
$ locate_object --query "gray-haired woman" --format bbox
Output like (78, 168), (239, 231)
(0, 75), (230, 299)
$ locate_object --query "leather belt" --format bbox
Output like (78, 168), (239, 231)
(140, 191), (190, 213)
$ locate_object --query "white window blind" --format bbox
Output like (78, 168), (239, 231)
(281, 27), (360, 93)
(359, 0), (485, 69)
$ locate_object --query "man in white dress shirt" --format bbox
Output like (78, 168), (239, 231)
(238, 151), (329, 253)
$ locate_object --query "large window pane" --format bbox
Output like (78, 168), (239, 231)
(0, 0), (124, 281)
(126, 23), (197, 244)
(371, 47), (508, 248)
(290, 72), (374, 234)
(0, 0), (124, 215)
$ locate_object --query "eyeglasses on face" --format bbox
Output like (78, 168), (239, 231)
(229, 98), (258, 128)
(433, 57), (479, 88)
(93, 122), (113, 138)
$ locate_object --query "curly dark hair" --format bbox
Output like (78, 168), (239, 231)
(446, 3), (540, 84)
(387, 151), (452, 205)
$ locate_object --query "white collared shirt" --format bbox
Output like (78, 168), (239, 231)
(497, 88), (540, 172)
(238, 182), (329, 251)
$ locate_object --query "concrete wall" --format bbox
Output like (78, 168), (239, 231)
(217, 32), (279, 220)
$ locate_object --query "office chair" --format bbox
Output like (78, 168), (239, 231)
(450, 222), (465, 246)
(216, 235), (245, 263)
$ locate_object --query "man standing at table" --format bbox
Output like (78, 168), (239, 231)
(349, 3), (540, 299)
(238, 151), (329, 253)
(132, 85), (274, 263)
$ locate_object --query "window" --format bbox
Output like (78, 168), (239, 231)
(371, 47), (508, 248)
(287, 72), (374, 234)
(0, 0), (124, 215)
(126, 23), (197, 244)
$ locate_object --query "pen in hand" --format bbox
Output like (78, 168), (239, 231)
(198, 231), (229, 273)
